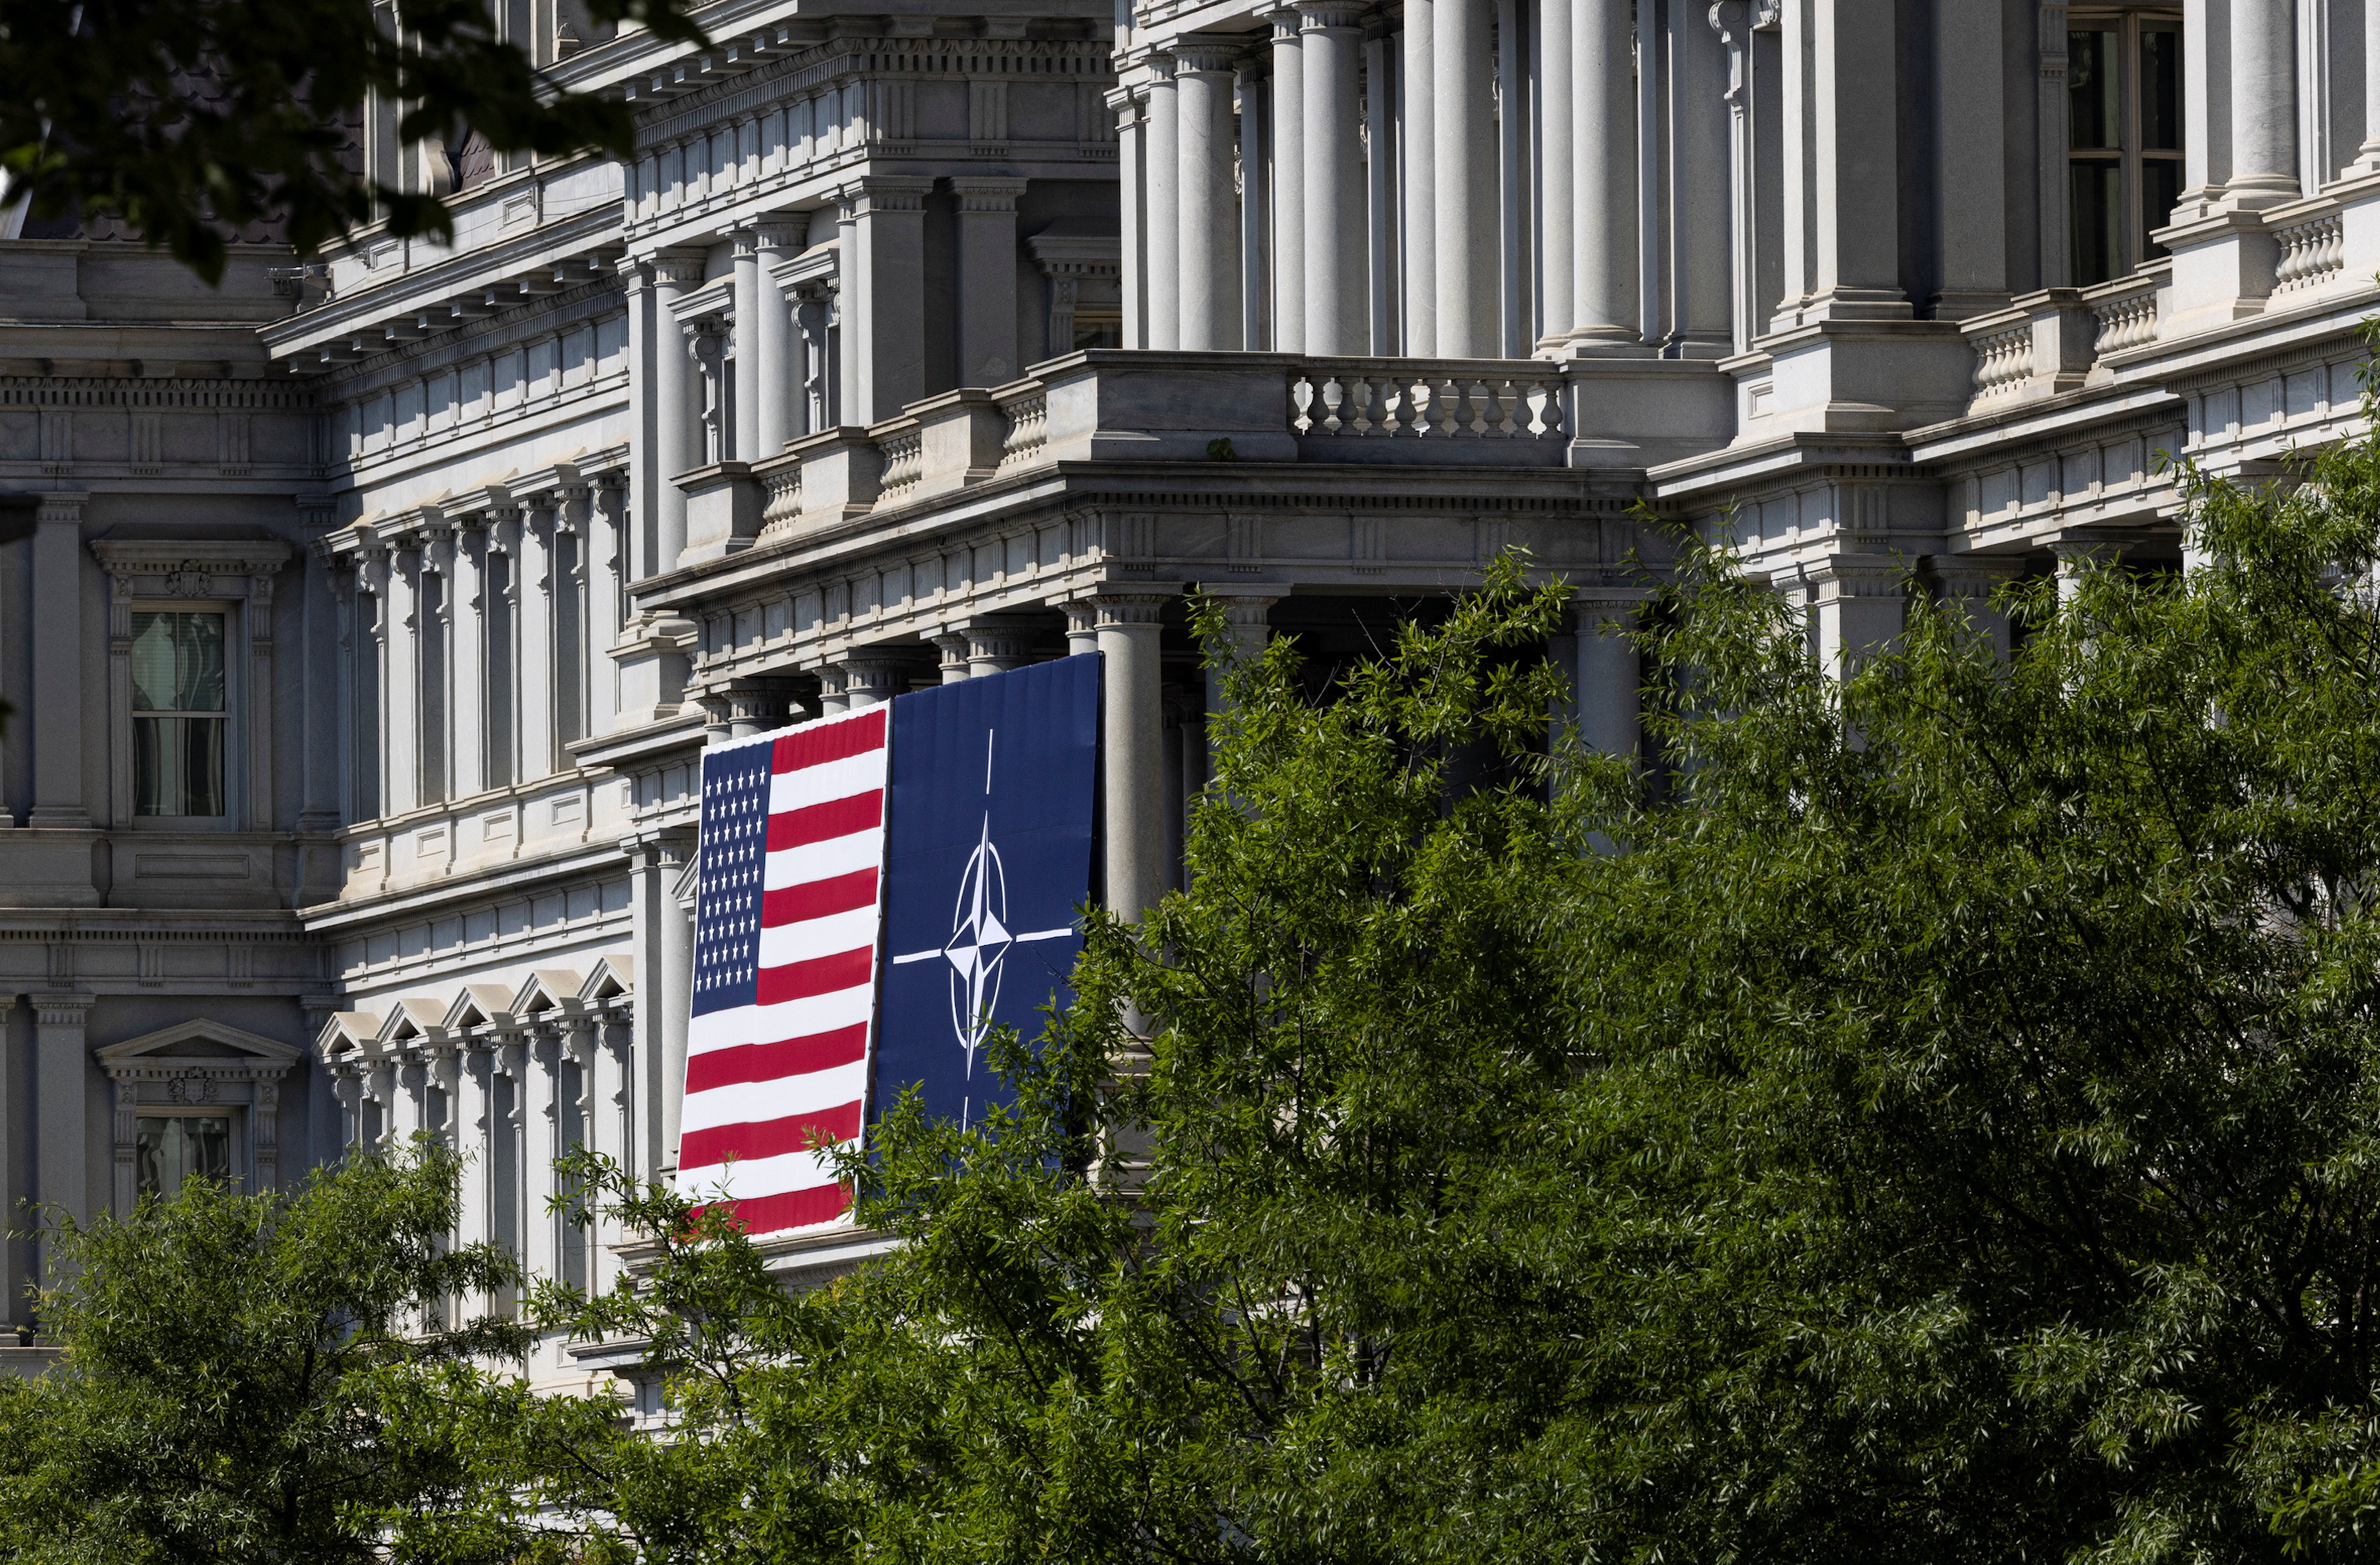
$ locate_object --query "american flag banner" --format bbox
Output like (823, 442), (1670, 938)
(681, 706), (890, 1234)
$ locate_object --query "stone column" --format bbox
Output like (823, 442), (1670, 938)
(2227, 0), (2301, 209)
(649, 251), (705, 573)
(1266, 8), (1308, 353)
(1809, 553), (1908, 673)
(518, 1026), (562, 1287)
(1929, 0), (2008, 319)
(1931, 557), (2026, 662)
(1240, 57), (1271, 349)
(717, 680), (792, 740)
(32, 993), (95, 1261)
(2049, 537), (2112, 612)
(447, 522), (489, 798)
(836, 651), (913, 709)
(1400, 0), (1436, 354)
(1112, 89), (1148, 349)
(618, 259), (657, 582)
(1662, 4), (1735, 353)
(28, 495), (87, 828)
(515, 500), (558, 781)
(849, 176), (935, 423)
(1495, 0), (1524, 357)
(1364, 21), (1395, 352)
(1571, 0), (1639, 353)
(1064, 599), (1100, 656)
(1144, 56), (1182, 351)
(1568, 589), (1646, 757)
(1534, 0), (1575, 351)
(953, 178), (1029, 385)
(1802, 0), (1909, 319)
(835, 195), (864, 422)
(1302, 2), (1369, 354)
(1434, 0), (1498, 356)
(2356, 0), (2380, 171)
(380, 542), (422, 816)
(730, 227), (763, 461)
(1175, 45), (1245, 352)
(930, 630), (973, 683)
(753, 217), (807, 455)
(815, 662), (850, 716)
(962, 615), (1041, 678)
(1199, 588), (1279, 732)
(455, 1031), (498, 1310)
(632, 831), (695, 1178)
(1090, 590), (1176, 922)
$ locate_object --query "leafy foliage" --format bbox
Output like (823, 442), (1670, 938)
(529, 427), (2380, 1564)
(0, 1138), (612, 1565)
(42, 422), (2380, 1563)
(0, 0), (705, 281)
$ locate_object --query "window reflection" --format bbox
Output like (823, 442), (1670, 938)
(135, 1115), (231, 1200)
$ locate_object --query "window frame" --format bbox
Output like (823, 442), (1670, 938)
(2066, 7), (2187, 286)
(128, 606), (236, 822)
(91, 539), (292, 836)
(131, 1107), (243, 1202)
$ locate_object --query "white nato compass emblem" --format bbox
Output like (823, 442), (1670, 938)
(891, 729), (1073, 1091)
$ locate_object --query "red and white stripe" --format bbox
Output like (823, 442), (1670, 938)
(680, 707), (888, 1233)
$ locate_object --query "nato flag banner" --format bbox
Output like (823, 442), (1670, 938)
(875, 654), (1100, 1132)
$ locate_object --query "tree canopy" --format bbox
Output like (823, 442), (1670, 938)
(0, 0), (705, 281)
(26, 398), (2380, 1563)
(0, 1140), (611, 1565)
(515, 407), (2380, 1564)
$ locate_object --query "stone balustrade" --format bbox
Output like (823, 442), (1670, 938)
(669, 348), (1735, 561)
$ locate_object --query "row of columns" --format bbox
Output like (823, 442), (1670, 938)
(1130, 0), (1664, 359)
(340, 481), (625, 824)
(636, 177), (1035, 578)
(693, 585), (1653, 934)
(331, 1003), (635, 1306)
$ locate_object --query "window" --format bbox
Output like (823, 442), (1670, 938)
(1072, 312), (1123, 351)
(135, 1114), (232, 1200)
(131, 612), (227, 817)
(2070, 12), (2185, 285)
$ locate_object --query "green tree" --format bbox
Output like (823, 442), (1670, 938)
(0, 1138), (611, 1565)
(0, 0), (705, 282)
(494, 395), (2380, 1563)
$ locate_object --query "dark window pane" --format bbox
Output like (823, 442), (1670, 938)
(2142, 158), (2184, 252)
(134, 716), (226, 816)
(129, 612), (226, 712)
(2069, 29), (2120, 150)
(135, 1115), (231, 1199)
(2141, 27), (2182, 149)
(1072, 315), (1122, 350)
(2071, 160), (2123, 285)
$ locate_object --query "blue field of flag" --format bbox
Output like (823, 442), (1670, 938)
(875, 655), (1101, 1132)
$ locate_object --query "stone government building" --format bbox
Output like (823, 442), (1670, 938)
(0, 0), (2366, 1380)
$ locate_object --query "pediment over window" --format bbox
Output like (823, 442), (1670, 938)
(96, 1019), (303, 1068)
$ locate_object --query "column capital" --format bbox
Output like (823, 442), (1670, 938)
(848, 175), (936, 214)
(929, 630), (973, 681)
(948, 176), (1030, 210)
(649, 247), (708, 290)
(1172, 39), (1243, 74)
(1295, 0), (1366, 30)
(1807, 553), (1914, 602)
(30, 992), (95, 1027)
(1568, 586), (1652, 631)
(1082, 587), (1183, 628)
(1929, 555), (2027, 597)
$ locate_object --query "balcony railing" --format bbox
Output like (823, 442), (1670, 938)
(675, 349), (1734, 561)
